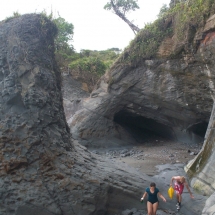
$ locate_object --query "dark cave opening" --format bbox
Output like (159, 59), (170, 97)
(187, 121), (208, 138)
(114, 110), (176, 143)
(114, 110), (208, 144)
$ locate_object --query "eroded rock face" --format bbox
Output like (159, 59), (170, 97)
(202, 192), (215, 214)
(68, 13), (215, 214)
(62, 73), (89, 125)
(185, 101), (215, 196)
(70, 34), (215, 147)
(0, 14), (153, 215)
(69, 16), (215, 150)
(183, 15), (215, 207)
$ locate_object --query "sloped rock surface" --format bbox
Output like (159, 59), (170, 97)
(70, 22), (215, 147)
(62, 73), (89, 125)
(202, 192), (215, 215)
(0, 14), (152, 215)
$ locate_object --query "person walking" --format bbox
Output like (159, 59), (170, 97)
(141, 182), (166, 215)
(170, 176), (194, 210)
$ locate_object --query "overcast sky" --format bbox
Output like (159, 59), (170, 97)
(0, 0), (170, 52)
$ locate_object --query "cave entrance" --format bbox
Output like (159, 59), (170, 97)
(186, 121), (208, 144)
(114, 110), (175, 143)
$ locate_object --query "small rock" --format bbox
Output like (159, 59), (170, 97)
(121, 209), (133, 215)
(121, 149), (129, 154)
(92, 150), (99, 154)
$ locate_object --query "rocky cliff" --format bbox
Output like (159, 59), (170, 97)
(68, 1), (215, 214)
(1, 4), (215, 215)
(0, 14), (155, 215)
(70, 14), (215, 147)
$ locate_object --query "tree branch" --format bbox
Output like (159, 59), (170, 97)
(110, 0), (140, 35)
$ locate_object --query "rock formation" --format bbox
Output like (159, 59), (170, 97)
(184, 15), (215, 204)
(62, 74), (89, 125)
(1, 5), (215, 215)
(70, 22), (215, 147)
(0, 14), (154, 215)
(68, 4), (215, 215)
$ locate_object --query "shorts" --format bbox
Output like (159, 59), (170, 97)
(147, 200), (158, 204)
(174, 182), (184, 195)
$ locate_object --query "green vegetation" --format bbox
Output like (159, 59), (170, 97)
(104, 0), (140, 34)
(118, 18), (173, 66)
(104, 0), (139, 15)
(69, 49), (120, 77)
(41, 11), (74, 50)
(3, 11), (119, 92)
(157, 4), (169, 18)
(5, 0), (215, 83)
(63, 48), (120, 91)
(39, 11), (120, 84)
(4, 11), (21, 22)
(166, 0), (215, 41)
(52, 17), (74, 50)
(40, 11), (75, 67)
(116, 0), (215, 67)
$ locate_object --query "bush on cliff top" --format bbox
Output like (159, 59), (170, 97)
(69, 49), (119, 75)
(115, 0), (215, 68)
(117, 18), (173, 67)
(169, 0), (215, 41)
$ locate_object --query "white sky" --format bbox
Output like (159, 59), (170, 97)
(0, 0), (170, 52)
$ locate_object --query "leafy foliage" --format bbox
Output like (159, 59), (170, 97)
(41, 11), (74, 51)
(52, 16), (74, 51)
(157, 4), (169, 18)
(117, 18), (173, 66)
(40, 11), (120, 84)
(104, 0), (139, 15)
(3, 11), (119, 92)
(4, 11), (21, 22)
(68, 49), (120, 92)
(69, 49), (120, 76)
(104, 0), (140, 34)
(40, 11), (75, 67)
(114, 0), (215, 68)
(169, 0), (215, 40)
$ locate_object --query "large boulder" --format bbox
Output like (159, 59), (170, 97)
(0, 14), (151, 215)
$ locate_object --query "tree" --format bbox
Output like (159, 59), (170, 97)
(41, 11), (75, 67)
(52, 16), (74, 51)
(104, 0), (140, 34)
(41, 11), (74, 51)
(69, 49), (120, 92)
(157, 4), (169, 18)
